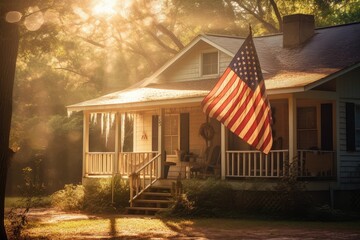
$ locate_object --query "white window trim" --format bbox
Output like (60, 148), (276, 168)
(200, 50), (219, 77)
(164, 114), (180, 156)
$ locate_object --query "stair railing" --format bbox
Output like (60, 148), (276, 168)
(129, 153), (160, 207)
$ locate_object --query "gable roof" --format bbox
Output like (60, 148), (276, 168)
(68, 22), (360, 112)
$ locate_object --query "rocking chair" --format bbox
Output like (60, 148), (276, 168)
(190, 145), (221, 177)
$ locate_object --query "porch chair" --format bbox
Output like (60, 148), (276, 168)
(163, 150), (176, 179)
(190, 145), (221, 178)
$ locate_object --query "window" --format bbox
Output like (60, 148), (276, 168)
(202, 52), (218, 76)
(297, 107), (317, 149)
(356, 104), (360, 150)
(164, 114), (179, 155)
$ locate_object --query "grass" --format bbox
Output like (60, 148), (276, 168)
(5, 196), (52, 208)
(5, 196), (360, 239)
(13, 211), (360, 239)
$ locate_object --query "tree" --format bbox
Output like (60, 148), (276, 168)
(0, 1), (21, 238)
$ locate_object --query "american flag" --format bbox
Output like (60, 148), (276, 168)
(202, 29), (273, 154)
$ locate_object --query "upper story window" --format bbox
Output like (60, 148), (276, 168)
(201, 51), (218, 76)
(356, 104), (360, 150)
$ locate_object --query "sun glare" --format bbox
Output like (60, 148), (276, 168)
(92, 0), (117, 15)
(92, 0), (134, 18)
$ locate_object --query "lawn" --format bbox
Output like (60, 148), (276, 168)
(5, 208), (360, 239)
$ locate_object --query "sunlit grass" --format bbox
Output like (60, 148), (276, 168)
(22, 214), (360, 239)
(26, 217), (181, 239)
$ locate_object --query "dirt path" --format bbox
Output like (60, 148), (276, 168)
(16, 208), (360, 239)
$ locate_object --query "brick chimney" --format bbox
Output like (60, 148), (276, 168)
(283, 14), (315, 48)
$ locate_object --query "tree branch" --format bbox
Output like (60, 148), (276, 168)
(155, 23), (184, 50)
(146, 30), (178, 54)
(53, 67), (91, 79)
(269, 0), (283, 32)
(233, 0), (280, 33)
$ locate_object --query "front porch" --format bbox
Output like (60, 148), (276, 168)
(84, 149), (336, 180)
(76, 92), (338, 209)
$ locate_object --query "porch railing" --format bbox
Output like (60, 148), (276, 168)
(129, 153), (161, 206)
(85, 152), (115, 175)
(297, 150), (336, 178)
(85, 151), (158, 176)
(226, 150), (289, 178)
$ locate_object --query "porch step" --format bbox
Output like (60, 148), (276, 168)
(134, 199), (173, 204)
(141, 192), (172, 197)
(126, 184), (175, 215)
(125, 206), (168, 215)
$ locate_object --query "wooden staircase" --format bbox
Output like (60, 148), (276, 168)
(126, 184), (174, 215)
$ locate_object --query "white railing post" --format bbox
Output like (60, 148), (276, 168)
(221, 124), (227, 180)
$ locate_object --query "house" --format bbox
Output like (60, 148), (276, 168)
(67, 14), (360, 210)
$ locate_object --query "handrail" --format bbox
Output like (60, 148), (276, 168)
(129, 153), (161, 206)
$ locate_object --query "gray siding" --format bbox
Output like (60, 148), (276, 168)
(337, 68), (360, 187)
(161, 42), (232, 83)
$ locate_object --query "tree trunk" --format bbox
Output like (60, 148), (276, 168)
(0, 5), (20, 239)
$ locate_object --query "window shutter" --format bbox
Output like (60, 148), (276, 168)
(321, 103), (333, 150)
(346, 102), (356, 151)
(152, 115), (159, 151)
(180, 113), (190, 156)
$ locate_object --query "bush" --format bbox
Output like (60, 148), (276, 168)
(83, 177), (129, 213)
(51, 184), (85, 211)
(177, 178), (235, 217)
(51, 177), (130, 213)
(273, 158), (313, 218)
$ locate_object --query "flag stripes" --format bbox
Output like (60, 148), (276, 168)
(201, 30), (272, 154)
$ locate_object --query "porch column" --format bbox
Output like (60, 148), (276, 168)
(83, 111), (90, 179)
(288, 95), (297, 165)
(220, 124), (227, 180)
(158, 108), (165, 178)
(114, 112), (120, 175)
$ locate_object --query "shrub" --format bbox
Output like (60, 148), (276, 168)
(83, 177), (129, 213)
(7, 165), (46, 239)
(273, 158), (313, 218)
(180, 178), (236, 217)
(51, 177), (130, 213)
(51, 184), (85, 211)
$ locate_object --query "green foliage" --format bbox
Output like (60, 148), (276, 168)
(83, 177), (130, 213)
(178, 178), (236, 217)
(6, 164), (47, 239)
(51, 177), (130, 213)
(273, 158), (313, 217)
(6, 208), (29, 240)
(51, 184), (85, 211)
